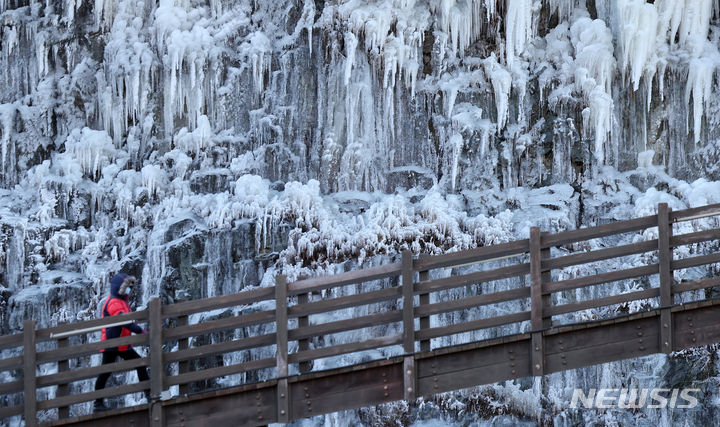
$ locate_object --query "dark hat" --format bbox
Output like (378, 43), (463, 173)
(110, 273), (131, 297)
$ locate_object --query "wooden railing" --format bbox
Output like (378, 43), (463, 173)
(1, 203), (720, 425)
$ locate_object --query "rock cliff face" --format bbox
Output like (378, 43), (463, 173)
(1, 0), (720, 424)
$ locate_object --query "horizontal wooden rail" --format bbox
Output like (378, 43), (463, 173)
(289, 334), (403, 364)
(670, 203), (720, 222)
(542, 215), (656, 248)
(414, 239), (530, 270)
(544, 264), (659, 294)
(287, 286), (401, 318)
(545, 288), (660, 317)
(36, 311), (147, 342)
(162, 286), (275, 318)
(288, 311), (402, 342)
(37, 381), (149, 410)
(287, 263), (402, 295)
(674, 277), (720, 294)
(414, 287), (530, 318)
(164, 358), (276, 387)
(0, 333), (23, 350)
(36, 335), (148, 363)
(415, 263), (530, 294)
(415, 311), (531, 341)
(36, 358), (149, 388)
(0, 379), (21, 394)
(671, 252), (720, 270)
(0, 355), (22, 372)
(164, 334), (276, 364)
(671, 228), (720, 246)
(163, 310), (275, 341)
(0, 405), (22, 418)
(544, 240), (658, 270)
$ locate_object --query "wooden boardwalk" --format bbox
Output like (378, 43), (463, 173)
(2, 202), (720, 426)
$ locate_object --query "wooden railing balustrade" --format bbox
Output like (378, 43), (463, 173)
(1, 202), (719, 426)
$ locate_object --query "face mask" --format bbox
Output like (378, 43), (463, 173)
(119, 276), (136, 295)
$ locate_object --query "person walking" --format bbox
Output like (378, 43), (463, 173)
(94, 273), (149, 413)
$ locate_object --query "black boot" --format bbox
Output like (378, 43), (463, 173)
(94, 399), (110, 413)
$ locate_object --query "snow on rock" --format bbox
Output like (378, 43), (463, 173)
(637, 149), (655, 167)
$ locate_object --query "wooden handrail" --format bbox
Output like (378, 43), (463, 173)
(670, 203), (720, 222)
(414, 239), (530, 270)
(541, 215), (657, 248)
(37, 310), (147, 342)
(161, 286), (275, 318)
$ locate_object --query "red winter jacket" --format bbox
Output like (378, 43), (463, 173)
(100, 296), (143, 352)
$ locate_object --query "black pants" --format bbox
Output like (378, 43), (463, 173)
(94, 348), (149, 402)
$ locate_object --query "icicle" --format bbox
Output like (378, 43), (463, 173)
(141, 164), (168, 200)
(484, 53), (512, 130)
(344, 32), (357, 86)
(677, 0), (713, 47)
(505, 0), (533, 66)
(616, 0), (658, 91)
(0, 103), (16, 178)
(448, 134), (463, 192)
(685, 55), (716, 144)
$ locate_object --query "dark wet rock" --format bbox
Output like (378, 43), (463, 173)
(387, 167), (435, 192)
(189, 169), (232, 194)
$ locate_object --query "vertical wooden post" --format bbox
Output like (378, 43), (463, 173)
(658, 203), (673, 353)
(419, 265), (430, 353)
(149, 298), (163, 426)
(275, 275), (290, 423)
(529, 227), (545, 376)
(177, 315), (189, 396)
(23, 320), (37, 427)
(540, 246), (552, 329)
(401, 251), (416, 401)
(298, 292), (312, 373)
(57, 336), (69, 419)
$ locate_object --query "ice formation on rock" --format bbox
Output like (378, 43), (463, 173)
(1, 0), (720, 424)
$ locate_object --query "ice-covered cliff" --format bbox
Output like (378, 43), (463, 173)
(1, 0), (720, 425)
